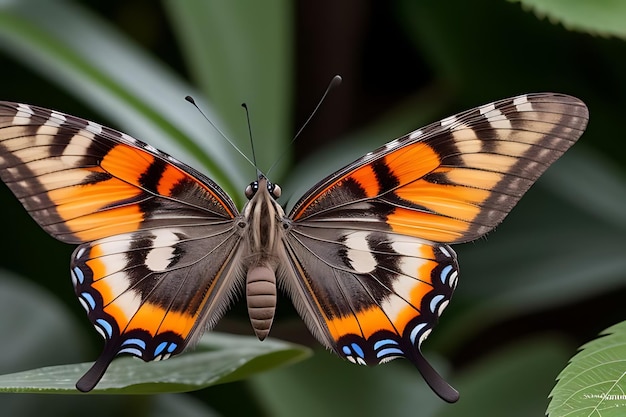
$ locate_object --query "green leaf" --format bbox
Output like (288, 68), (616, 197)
(0, 391), (218, 417)
(0, 0), (244, 197)
(509, 0), (626, 39)
(0, 332), (310, 394)
(165, 0), (293, 178)
(548, 321), (626, 417)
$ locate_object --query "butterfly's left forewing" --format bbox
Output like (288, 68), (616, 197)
(283, 93), (588, 402)
(0, 102), (245, 391)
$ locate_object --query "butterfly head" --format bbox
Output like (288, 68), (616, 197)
(245, 176), (282, 200)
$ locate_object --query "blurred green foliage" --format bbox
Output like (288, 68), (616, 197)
(0, 0), (624, 416)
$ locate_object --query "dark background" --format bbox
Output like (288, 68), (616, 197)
(0, 1), (624, 416)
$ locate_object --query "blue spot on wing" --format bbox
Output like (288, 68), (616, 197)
(96, 318), (113, 338)
(410, 322), (427, 345)
(122, 338), (146, 349)
(440, 265), (453, 284)
(351, 343), (365, 358)
(430, 294), (445, 313)
(377, 347), (404, 358)
(155, 341), (168, 356)
(118, 347), (143, 357)
(373, 339), (399, 350)
(81, 292), (96, 310)
(73, 267), (85, 284)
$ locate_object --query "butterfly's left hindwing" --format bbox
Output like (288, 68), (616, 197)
(0, 102), (245, 392)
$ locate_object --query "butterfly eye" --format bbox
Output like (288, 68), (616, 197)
(245, 181), (258, 199)
(271, 183), (282, 199)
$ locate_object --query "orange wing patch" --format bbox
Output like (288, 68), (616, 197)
(383, 142), (441, 187)
(347, 163), (379, 198)
(100, 143), (155, 187)
(386, 208), (470, 243)
(157, 164), (189, 196)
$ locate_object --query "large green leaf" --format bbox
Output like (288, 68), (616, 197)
(548, 321), (626, 417)
(165, 0), (293, 179)
(509, 0), (626, 39)
(0, 332), (310, 394)
(0, 0), (244, 197)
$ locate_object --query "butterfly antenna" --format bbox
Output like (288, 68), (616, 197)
(266, 75), (342, 176)
(241, 102), (263, 178)
(185, 95), (256, 170)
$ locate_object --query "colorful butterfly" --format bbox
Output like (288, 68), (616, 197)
(0, 94), (588, 401)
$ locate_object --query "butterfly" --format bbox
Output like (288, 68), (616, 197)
(0, 93), (588, 401)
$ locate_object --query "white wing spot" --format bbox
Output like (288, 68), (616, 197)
(120, 132), (137, 144)
(47, 112), (66, 127)
(36, 111), (66, 141)
(440, 115), (457, 127)
(344, 232), (377, 273)
(479, 103), (496, 115)
(86, 121), (103, 135)
(380, 293), (408, 324)
(61, 130), (95, 165)
(418, 328), (432, 348)
(438, 299), (450, 316)
(439, 246), (452, 258)
(36, 123), (60, 139)
(115, 290), (142, 322)
(409, 130), (424, 140)
(92, 238), (132, 273)
(144, 230), (182, 271)
(385, 139), (401, 150)
(513, 95), (533, 112)
(75, 247), (86, 259)
(479, 106), (512, 130)
(449, 270), (458, 288)
(12, 104), (34, 125)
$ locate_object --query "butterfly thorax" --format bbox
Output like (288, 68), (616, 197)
(240, 176), (285, 340)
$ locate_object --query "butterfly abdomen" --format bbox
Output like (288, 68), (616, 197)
(246, 266), (278, 340)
